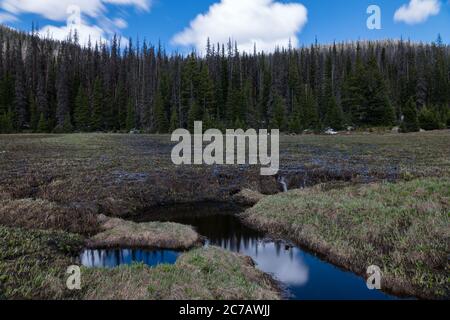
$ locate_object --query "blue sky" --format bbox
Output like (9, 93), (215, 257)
(0, 0), (448, 53)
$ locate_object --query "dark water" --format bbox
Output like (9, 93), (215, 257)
(133, 203), (397, 300)
(81, 248), (180, 268)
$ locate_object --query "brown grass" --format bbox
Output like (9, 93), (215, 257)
(233, 189), (265, 206)
(0, 198), (99, 235)
(86, 215), (202, 250)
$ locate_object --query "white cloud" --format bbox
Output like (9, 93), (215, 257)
(394, 0), (441, 25)
(172, 0), (308, 53)
(1, 0), (105, 21)
(0, 0), (151, 45)
(39, 20), (107, 45)
(0, 11), (17, 23)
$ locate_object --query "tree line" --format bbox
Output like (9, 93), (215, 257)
(0, 25), (449, 134)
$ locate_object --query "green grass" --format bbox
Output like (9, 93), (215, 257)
(0, 226), (84, 299)
(243, 177), (450, 299)
(0, 132), (449, 299)
(82, 247), (280, 300)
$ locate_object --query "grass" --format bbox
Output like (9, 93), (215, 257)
(86, 215), (202, 250)
(0, 131), (449, 299)
(242, 177), (450, 299)
(82, 246), (281, 300)
(0, 226), (84, 299)
(0, 198), (99, 235)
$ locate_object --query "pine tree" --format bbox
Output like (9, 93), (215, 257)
(125, 99), (136, 131)
(55, 55), (70, 129)
(342, 55), (365, 125)
(169, 107), (179, 132)
(401, 97), (420, 133)
(154, 90), (168, 133)
(364, 57), (395, 126)
(0, 74), (14, 116)
(324, 95), (344, 130)
(0, 111), (14, 133)
(62, 113), (73, 133)
(36, 75), (48, 118)
(29, 95), (38, 132)
(74, 85), (90, 131)
(36, 113), (48, 133)
(271, 93), (286, 130)
(323, 56), (344, 130)
(288, 96), (302, 133)
(14, 52), (27, 129)
(0, 26), (447, 134)
(418, 107), (441, 130)
(188, 100), (201, 131)
(91, 77), (104, 131)
(302, 86), (320, 130)
(260, 67), (272, 127)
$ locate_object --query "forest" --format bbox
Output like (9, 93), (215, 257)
(0, 25), (449, 134)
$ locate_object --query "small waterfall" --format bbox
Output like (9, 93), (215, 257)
(278, 176), (288, 192)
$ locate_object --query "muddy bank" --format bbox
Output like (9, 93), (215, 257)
(241, 178), (450, 299)
(86, 215), (202, 250)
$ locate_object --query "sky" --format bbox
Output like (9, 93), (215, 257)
(0, 0), (448, 53)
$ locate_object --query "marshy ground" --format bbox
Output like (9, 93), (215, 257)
(0, 131), (449, 299)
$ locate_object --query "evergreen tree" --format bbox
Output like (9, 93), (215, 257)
(288, 96), (302, 133)
(323, 56), (344, 129)
(342, 55), (365, 125)
(91, 77), (104, 131)
(401, 98), (420, 133)
(0, 111), (14, 133)
(74, 85), (90, 131)
(169, 107), (179, 132)
(14, 66), (27, 129)
(418, 107), (441, 131)
(55, 55), (70, 129)
(29, 95), (38, 131)
(0, 74), (14, 116)
(0, 26), (447, 134)
(260, 67), (272, 127)
(62, 113), (74, 133)
(154, 90), (168, 133)
(36, 113), (48, 133)
(271, 94), (286, 130)
(324, 95), (344, 130)
(364, 57), (395, 126)
(188, 100), (201, 131)
(125, 99), (136, 131)
(302, 86), (320, 130)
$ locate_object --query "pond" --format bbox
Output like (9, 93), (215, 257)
(81, 202), (399, 299)
(81, 248), (180, 268)
(133, 202), (397, 300)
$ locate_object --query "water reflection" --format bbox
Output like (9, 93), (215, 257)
(81, 248), (180, 268)
(136, 203), (396, 300)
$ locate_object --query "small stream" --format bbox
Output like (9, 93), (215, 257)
(81, 202), (398, 300)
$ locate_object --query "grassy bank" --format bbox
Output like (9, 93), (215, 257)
(87, 215), (203, 250)
(82, 246), (281, 300)
(0, 226), (84, 299)
(242, 178), (450, 299)
(0, 226), (280, 300)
